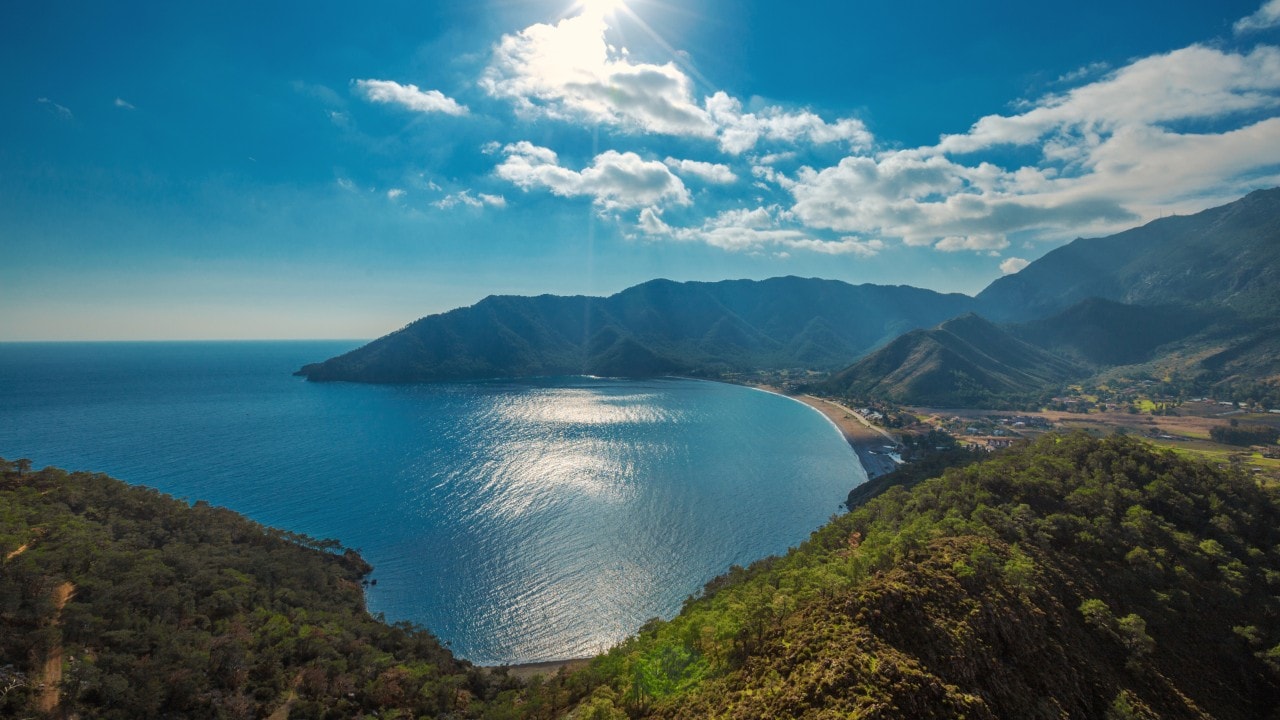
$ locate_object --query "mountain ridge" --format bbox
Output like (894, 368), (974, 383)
(299, 187), (1280, 392)
(297, 277), (975, 382)
(820, 313), (1083, 407)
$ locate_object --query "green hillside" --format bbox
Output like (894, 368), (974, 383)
(1011, 298), (1221, 367)
(6, 435), (1280, 718)
(561, 434), (1280, 719)
(821, 313), (1082, 407)
(296, 277), (974, 383)
(977, 187), (1280, 323)
(0, 462), (517, 719)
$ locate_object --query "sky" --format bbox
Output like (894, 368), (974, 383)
(4, 0), (1280, 340)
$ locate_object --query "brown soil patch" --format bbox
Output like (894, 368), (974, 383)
(34, 581), (75, 716)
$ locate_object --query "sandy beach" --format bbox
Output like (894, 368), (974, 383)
(745, 385), (901, 480)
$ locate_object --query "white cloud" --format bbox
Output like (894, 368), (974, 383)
(758, 151), (797, 165)
(935, 234), (1009, 253)
(37, 97), (72, 120)
(785, 43), (1280, 253)
(387, 188), (406, 200)
(481, 8), (870, 154)
(936, 45), (1280, 155)
(496, 142), (690, 209)
(113, 97), (135, 110)
(638, 205), (883, 256)
(706, 92), (871, 155)
(1055, 62), (1109, 85)
(354, 79), (468, 116)
(1236, 0), (1280, 33)
(664, 157), (737, 184)
(999, 257), (1031, 275)
(481, 11), (714, 137)
(434, 190), (507, 210)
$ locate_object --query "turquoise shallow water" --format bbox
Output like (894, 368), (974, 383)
(0, 341), (864, 664)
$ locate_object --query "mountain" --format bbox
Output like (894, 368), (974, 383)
(977, 187), (1280, 322)
(820, 313), (1082, 406)
(1010, 297), (1222, 367)
(298, 187), (1280, 389)
(297, 277), (974, 382)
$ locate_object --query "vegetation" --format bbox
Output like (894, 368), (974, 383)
(976, 187), (1280, 322)
(295, 277), (974, 382)
(556, 433), (1280, 718)
(845, 430), (987, 510)
(6, 433), (1280, 718)
(1011, 298), (1219, 367)
(821, 314), (1080, 408)
(1211, 424), (1280, 447)
(0, 462), (531, 719)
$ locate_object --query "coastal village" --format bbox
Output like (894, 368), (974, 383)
(732, 369), (1280, 484)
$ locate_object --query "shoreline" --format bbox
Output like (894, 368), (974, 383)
(744, 384), (901, 481)
(484, 657), (591, 681)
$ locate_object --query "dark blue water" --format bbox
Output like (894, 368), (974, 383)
(0, 341), (864, 664)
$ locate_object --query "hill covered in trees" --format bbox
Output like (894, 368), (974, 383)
(296, 188), (1280, 409)
(819, 313), (1081, 407)
(295, 277), (974, 382)
(560, 433), (1280, 718)
(976, 187), (1280, 323)
(0, 461), (524, 719)
(5, 434), (1280, 718)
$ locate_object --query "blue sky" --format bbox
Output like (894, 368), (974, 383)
(4, 0), (1280, 340)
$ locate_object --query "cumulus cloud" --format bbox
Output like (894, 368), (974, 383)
(999, 257), (1031, 275)
(936, 45), (1280, 155)
(638, 205), (884, 256)
(705, 92), (872, 155)
(387, 188), (406, 200)
(784, 43), (1280, 253)
(481, 11), (714, 137)
(496, 142), (690, 210)
(481, 8), (868, 154)
(1236, 0), (1280, 34)
(354, 79), (468, 116)
(434, 190), (507, 210)
(664, 157), (737, 184)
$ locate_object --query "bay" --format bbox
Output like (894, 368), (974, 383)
(0, 341), (865, 664)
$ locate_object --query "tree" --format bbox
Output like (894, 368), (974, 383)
(14, 459), (31, 477)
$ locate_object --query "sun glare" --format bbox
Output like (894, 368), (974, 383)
(578, 0), (627, 16)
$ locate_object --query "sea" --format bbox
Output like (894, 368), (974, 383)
(0, 341), (865, 664)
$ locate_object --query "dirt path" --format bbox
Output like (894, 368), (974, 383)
(5, 542), (30, 561)
(267, 674), (303, 720)
(34, 581), (75, 716)
(486, 658), (591, 682)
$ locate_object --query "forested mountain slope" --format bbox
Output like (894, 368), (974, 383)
(6, 436), (1280, 719)
(0, 462), (512, 719)
(977, 187), (1280, 322)
(562, 434), (1280, 719)
(296, 277), (974, 382)
(821, 313), (1082, 407)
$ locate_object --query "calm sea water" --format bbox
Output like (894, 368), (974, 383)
(0, 341), (864, 664)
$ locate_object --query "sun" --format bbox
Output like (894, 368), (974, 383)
(578, 0), (627, 17)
